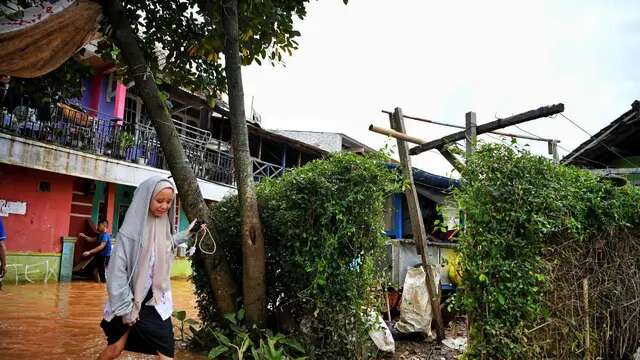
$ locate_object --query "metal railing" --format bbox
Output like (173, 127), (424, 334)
(253, 158), (285, 181)
(0, 100), (283, 186)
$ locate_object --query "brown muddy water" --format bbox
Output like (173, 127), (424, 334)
(0, 280), (208, 360)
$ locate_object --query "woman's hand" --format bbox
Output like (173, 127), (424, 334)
(123, 312), (138, 326)
(82, 251), (91, 257)
(186, 219), (207, 234)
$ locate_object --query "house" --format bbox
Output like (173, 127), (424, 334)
(270, 130), (375, 154)
(273, 130), (461, 288)
(563, 100), (640, 185)
(0, 59), (325, 284)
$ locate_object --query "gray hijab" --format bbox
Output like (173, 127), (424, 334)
(105, 175), (177, 319)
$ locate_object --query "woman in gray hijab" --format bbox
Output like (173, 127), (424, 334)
(96, 175), (201, 360)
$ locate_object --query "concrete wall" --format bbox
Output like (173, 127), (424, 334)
(0, 164), (73, 253)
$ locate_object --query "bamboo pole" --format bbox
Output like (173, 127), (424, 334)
(369, 124), (426, 145)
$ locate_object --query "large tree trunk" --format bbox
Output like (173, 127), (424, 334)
(103, 0), (238, 316)
(221, 0), (267, 326)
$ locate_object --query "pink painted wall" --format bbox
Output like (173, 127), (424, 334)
(0, 164), (74, 253)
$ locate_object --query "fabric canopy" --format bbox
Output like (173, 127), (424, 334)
(0, 0), (102, 78)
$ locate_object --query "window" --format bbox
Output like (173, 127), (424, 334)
(124, 94), (149, 125)
(38, 181), (51, 192)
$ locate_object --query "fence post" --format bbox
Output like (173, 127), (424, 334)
(465, 111), (477, 156)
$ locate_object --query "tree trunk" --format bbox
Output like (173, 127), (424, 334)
(221, 0), (267, 326)
(103, 0), (237, 316)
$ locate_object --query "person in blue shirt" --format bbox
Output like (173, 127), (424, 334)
(79, 219), (112, 283)
(0, 217), (7, 287)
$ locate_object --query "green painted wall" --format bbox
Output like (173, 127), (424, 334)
(91, 181), (106, 224)
(112, 184), (135, 237)
(179, 208), (189, 232)
(4, 252), (190, 283)
(4, 253), (61, 284)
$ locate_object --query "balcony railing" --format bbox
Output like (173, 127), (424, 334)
(0, 100), (283, 186)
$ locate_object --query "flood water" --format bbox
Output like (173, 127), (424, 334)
(0, 280), (208, 359)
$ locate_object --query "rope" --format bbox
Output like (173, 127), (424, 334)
(191, 227), (217, 255)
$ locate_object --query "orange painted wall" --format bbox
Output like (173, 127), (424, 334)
(0, 164), (74, 253)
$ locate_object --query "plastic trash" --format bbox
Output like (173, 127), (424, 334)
(442, 336), (467, 352)
(395, 266), (439, 337)
(367, 310), (395, 353)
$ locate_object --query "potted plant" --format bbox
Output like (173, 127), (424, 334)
(117, 131), (135, 159)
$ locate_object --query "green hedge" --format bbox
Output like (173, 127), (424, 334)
(454, 143), (640, 359)
(192, 152), (402, 358)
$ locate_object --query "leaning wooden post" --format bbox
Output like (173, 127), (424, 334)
(548, 140), (559, 164)
(465, 111), (477, 156)
(583, 277), (590, 360)
(390, 107), (446, 341)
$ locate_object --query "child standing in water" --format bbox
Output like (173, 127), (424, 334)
(79, 219), (112, 283)
(97, 175), (202, 360)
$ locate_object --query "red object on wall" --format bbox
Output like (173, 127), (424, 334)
(0, 164), (74, 253)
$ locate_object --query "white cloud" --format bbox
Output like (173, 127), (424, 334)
(242, 0), (640, 175)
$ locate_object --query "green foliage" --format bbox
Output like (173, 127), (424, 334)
(118, 131), (135, 150)
(1, 0), (347, 103)
(454, 143), (640, 359)
(189, 309), (306, 360)
(192, 152), (403, 358)
(173, 310), (200, 342)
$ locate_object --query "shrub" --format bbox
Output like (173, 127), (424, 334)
(192, 151), (403, 359)
(454, 143), (640, 359)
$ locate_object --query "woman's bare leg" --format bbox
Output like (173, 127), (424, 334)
(97, 329), (130, 360)
(156, 352), (173, 360)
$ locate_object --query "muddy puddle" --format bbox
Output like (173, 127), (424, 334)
(0, 279), (207, 359)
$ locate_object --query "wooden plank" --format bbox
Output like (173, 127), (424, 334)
(382, 109), (560, 142)
(390, 108), (446, 341)
(409, 103), (564, 155)
(465, 111), (477, 155)
(438, 146), (464, 173)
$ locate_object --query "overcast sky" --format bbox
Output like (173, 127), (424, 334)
(242, 0), (640, 176)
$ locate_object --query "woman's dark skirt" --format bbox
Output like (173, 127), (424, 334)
(100, 291), (175, 357)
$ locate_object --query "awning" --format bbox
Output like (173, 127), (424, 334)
(0, 0), (102, 78)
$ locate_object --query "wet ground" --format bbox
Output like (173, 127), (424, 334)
(383, 319), (467, 360)
(0, 279), (207, 360)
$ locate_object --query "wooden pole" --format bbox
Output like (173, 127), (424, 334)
(369, 124), (426, 145)
(383, 285), (392, 321)
(368, 124), (463, 172)
(546, 140), (560, 163)
(583, 278), (590, 360)
(382, 110), (560, 143)
(389, 107), (446, 341)
(438, 146), (464, 173)
(465, 111), (477, 156)
(409, 103), (564, 155)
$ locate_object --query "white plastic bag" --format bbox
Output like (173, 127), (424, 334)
(367, 310), (395, 353)
(395, 266), (437, 336)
